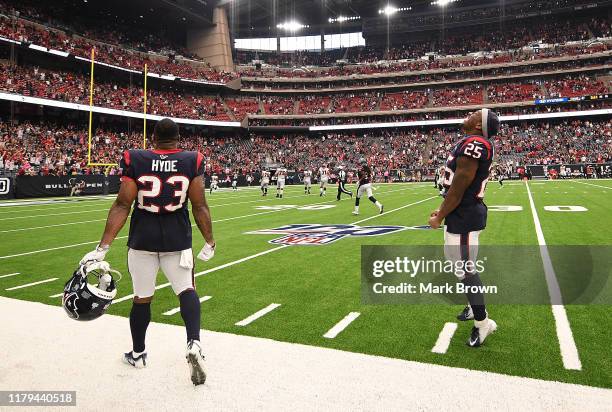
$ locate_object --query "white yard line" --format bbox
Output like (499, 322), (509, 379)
(0, 199), (114, 214)
(49, 293), (64, 298)
(0, 195), (115, 206)
(431, 322), (458, 354)
(352, 196), (437, 225)
(575, 181), (612, 190)
(0, 240), (102, 260)
(0, 219), (107, 233)
(3, 211), (284, 234)
(323, 312), (361, 339)
(0, 192), (279, 218)
(525, 181), (582, 371)
(5, 278), (58, 291)
(0, 272), (20, 279)
(163, 296), (212, 316)
(235, 303), (282, 326)
(0, 208), (109, 221)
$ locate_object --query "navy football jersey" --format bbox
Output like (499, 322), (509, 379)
(120, 149), (205, 252)
(358, 165), (372, 186)
(442, 135), (494, 234)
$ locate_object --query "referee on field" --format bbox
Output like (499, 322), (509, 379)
(336, 165), (353, 200)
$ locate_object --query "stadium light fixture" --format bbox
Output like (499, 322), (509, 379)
(276, 21), (310, 31)
(431, 0), (458, 6)
(378, 5), (411, 15)
(379, 5), (397, 15)
(328, 15), (361, 23)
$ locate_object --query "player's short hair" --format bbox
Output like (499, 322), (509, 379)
(153, 118), (179, 142)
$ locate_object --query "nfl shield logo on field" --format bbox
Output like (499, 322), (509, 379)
(247, 224), (407, 246)
(270, 233), (346, 245)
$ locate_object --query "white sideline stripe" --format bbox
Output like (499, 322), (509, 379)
(525, 182), (582, 371)
(351, 196), (437, 225)
(575, 181), (612, 190)
(5, 278), (58, 291)
(0, 219), (107, 233)
(0, 272), (20, 279)
(323, 312), (361, 339)
(431, 322), (458, 354)
(235, 303), (281, 326)
(0, 208), (108, 221)
(112, 246), (289, 304)
(163, 296), (212, 316)
(49, 293), (64, 298)
(6, 210), (285, 234)
(0, 195), (115, 205)
(0, 240), (102, 260)
(0, 199), (114, 214)
(0, 193), (281, 218)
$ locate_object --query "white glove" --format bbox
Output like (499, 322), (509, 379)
(197, 242), (216, 261)
(80, 244), (109, 265)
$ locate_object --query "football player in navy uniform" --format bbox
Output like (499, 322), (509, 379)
(80, 118), (215, 385)
(352, 159), (383, 215)
(428, 109), (499, 348)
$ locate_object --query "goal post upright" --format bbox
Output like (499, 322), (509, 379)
(87, 47), (95, 166)
(143, 63), (148, 149)
(86, 47), (118, 168)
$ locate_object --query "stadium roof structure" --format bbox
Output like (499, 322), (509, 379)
(223, 0), (504, 37)
(29, 0), (216, 35)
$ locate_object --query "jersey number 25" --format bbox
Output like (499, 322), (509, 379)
(463, 143), (483, 159)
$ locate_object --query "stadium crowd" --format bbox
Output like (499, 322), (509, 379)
(248, 99), (610, 127)
(0, 63), (231, 121)
(2, 119), (609, 178)
(3, 61), (606, 122)
(427, 119), (612, 167)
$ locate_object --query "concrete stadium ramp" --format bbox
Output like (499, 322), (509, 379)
(0, 297), (610, 411)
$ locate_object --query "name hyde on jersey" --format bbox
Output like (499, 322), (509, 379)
(151, 159), (178, 172)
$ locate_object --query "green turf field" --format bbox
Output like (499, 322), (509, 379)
(0, 180), (610, 388)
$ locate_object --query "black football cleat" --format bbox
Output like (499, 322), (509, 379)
(457, 305), (474, 321)
(467, 318), (497, 348)
(123, 351), (147, 368)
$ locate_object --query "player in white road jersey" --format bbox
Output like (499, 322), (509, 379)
(209, 174), (219, 194)
(303, 169), (312, 195)
(318, 165), (330, 196)
(261, 169), (270, 196)
(276, 167), (287, 198)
